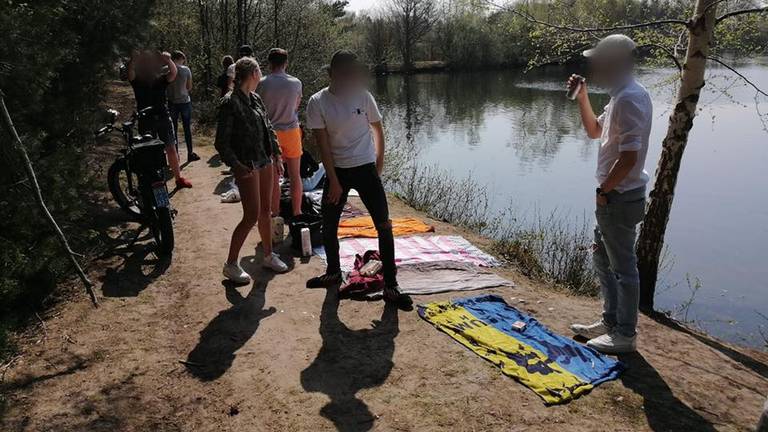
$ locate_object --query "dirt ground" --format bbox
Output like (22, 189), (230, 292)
(2, 83), (767, 432)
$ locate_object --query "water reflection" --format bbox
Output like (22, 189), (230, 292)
(374, 64), (768, 348)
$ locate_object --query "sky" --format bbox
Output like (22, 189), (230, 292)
(345, 0), (381, 12)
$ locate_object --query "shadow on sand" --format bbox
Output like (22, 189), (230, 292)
(618, 352), (716, 432)
(301, 286), (399, 432)
(184, 279), (276, 381)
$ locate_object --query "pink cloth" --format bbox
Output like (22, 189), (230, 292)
(316, 235), (500, 272)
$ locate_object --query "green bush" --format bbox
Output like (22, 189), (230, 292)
(0, 0), (155, 362)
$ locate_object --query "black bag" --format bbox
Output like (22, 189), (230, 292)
(288, 214), (323, 251)
(279, 181), (321, 219)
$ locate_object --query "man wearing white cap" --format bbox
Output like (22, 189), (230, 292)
(567, 34), (653, 353)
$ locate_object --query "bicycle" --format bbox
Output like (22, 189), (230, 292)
(96, 108), (175, 256)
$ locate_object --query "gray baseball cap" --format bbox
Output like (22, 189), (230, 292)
(583, 34), (637, 59)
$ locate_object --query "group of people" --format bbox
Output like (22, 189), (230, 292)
(129, 34), (654, 354)
(212, 47), (413, 307)
(126, 50), (199, 189)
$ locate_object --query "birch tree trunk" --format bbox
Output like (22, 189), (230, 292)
(637, 0), (718, 311)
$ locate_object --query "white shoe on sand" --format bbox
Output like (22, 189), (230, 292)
(262, 253), (288, 273)
(587, 332), (637, 354)
(223, 263), (251, 284)
(570, 319), (611, 339)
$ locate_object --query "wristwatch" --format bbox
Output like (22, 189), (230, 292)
(596, 187), (608, 197)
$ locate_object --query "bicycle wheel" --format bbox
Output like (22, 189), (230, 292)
(108, 158), (143, 219)
(153, 207), (175, 257)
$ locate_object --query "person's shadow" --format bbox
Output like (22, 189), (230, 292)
(185, 279), (276, 381)
(301, 287), (399, 432)
(618, 352), (717, 431)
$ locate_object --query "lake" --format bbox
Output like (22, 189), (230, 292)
(371, 60), (768, 349)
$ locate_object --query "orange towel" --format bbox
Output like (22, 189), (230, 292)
(337, 216), (435, 239)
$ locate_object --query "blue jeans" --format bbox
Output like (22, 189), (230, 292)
(593, 186), (646, 337)
(170, 102), (193, 155)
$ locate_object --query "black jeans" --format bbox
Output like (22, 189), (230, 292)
(322, 163), (396, 286)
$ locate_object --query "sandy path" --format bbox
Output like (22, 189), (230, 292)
(2, 96), (767, 431)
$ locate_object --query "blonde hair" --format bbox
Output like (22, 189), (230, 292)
(234, 57), (261, 87)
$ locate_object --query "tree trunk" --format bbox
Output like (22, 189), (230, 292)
(637, 0), (718, 312)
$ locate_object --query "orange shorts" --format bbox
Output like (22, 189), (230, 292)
(275, 128), (303, 159)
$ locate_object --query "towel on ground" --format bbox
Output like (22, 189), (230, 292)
(338, 216), (434, 239)
(340, 258), (514, 298)
(313, 235), (501, 271)
(418, 294), (625, 405)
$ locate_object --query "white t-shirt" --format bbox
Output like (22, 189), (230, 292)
(596, 78), (653, 193)
(305, 88), (382, 169)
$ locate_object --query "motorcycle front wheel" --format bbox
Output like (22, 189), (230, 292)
(107, 158), (143, 220)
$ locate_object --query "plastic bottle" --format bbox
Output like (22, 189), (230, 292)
(272, 216), (285, 244)
(301, 227), (312, 257)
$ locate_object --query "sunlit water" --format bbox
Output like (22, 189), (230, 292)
(372, 60), (768, 349)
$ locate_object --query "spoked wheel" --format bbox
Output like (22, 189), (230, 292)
(152, 207), (175, 257)
(108, 158), (143, 219)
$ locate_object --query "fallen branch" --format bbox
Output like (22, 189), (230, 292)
(0, 90), (98, 306)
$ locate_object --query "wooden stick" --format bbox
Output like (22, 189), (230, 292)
(0, 90), (98, 306)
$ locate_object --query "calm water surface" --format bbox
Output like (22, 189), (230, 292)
(372, 60), (768, 348)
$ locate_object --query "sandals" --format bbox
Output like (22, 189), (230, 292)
(383, 285), (413, 310)
(306, 272), (342, 288)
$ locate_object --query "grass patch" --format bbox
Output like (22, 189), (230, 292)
(382, 138), (597, 295)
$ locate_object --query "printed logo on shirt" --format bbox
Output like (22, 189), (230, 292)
(355, 108), (366, 115)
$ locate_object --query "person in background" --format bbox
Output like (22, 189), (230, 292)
(568, 34), (652, 353)
(215, 57), (288, 283)
(257, 48), (304, 218)
(226, 45), (254, 92)
(127, 49), (192, 189)
(305, 50), (411, 309)
(217, 55), (234, 97)
(167, 51), (199, 163)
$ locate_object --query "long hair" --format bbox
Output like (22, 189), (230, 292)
(234, 57), (261, 88)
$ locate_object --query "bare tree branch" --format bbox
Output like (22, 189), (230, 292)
(716, 6), (768, 24)
(485, 0), (690, 32)
(640, 43), (683, 74)
(0, 90), (98, 307)
(707, 55), (768, 97)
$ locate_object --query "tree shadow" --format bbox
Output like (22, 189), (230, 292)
(100, 242), (171, 298)
(301, 286), (399, 432)
(618, 352), (717, 432)
(647, 311), (768, 379)
(184, 278), (276, 381)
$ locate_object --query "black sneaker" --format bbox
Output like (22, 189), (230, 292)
(188, 152), (201, 162)
(383, 285), (413, 310)
(306, 272), (342, 288)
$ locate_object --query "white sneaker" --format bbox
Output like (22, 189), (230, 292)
(587, 332), (637, 354)
(570, 320), (611, 339)
(223, 263), (251, 284)
(262, 253), (288, 273)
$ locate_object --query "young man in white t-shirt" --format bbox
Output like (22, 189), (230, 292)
(567, 35), (653, 353)
(305, 50), (411, 308)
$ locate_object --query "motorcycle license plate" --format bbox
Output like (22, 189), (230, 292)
(153, 185), (170, 208)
